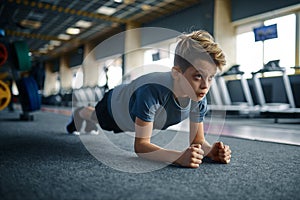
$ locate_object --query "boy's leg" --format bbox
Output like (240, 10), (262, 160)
(78, 106), (97, 123)
(66, 107), (85, 133)
(79, 107), (98, 132)
(66, 106), (98, 134)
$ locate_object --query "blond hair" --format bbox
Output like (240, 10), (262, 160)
(174, 30), (226, 72)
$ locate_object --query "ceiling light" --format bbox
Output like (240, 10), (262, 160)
(48, 45), (54, 50)
(39, 48), (48, 54)
(124, 0), (135, 4)
(43, 43), (54, 51)
(141, 4), (151, 11)
(66, 27), (80, 35)
(50, 40), (61, 46)
(58, 34), (71, 40)
(75, 20), (92, 28)
(20, 19), (41, 29)
(114, 0), (123, 3)
(111, 23), (119, 27)
(97, 6), (117, 15)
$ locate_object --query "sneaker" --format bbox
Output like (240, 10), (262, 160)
(66, 107), (84, 134)
(85, 120), (98, 132)
(89, 130), (99, 135)
(72, 131), (81, 136)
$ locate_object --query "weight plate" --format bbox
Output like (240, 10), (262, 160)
(0, 80), (11, 111)
(18, 77), (41, 112)
(0, 43), (8, 66)
(29, 77), (41, 111)
(13, 41), (31, 71)
(23, 77), (41, 111)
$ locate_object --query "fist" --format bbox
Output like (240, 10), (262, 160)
(176, 144), (204, 168)
(208, 142), (231, 164)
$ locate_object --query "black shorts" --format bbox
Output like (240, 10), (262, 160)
(94, 90), (123, 133)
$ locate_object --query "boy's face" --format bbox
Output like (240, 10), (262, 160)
(180, 59), (217, 101)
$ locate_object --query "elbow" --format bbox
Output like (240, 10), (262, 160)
(198, 139), (205, 146)
(134, 137), (148, 154)
(134, 142), (143, 155)
(191, 138), (205, 146)
(134, 140), (149, 157)
(134, 148), (145, 159)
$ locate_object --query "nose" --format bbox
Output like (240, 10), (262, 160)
(200, 78), (209, 89)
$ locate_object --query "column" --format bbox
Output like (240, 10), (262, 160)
(59, 55), (73, 90)
(124, 22), (145, 75)
(214, 0), (236, 70)
(43, 61), (58, 96)
(83, 42), (99, 87)
(296, 11), (300, 67)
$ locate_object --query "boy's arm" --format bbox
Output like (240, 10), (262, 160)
(189, 121), (211, 155)
(134, 117), (204, 168)
(189, 121), (231, 163)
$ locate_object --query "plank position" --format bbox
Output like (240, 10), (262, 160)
(67, 30), (231, 168)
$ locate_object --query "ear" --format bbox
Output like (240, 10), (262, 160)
(171, 66), (182, 80)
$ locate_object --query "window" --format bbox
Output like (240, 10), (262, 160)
(236, 31), (263, 76)
(98, 57), (122, 89)
(236, 14), (296, 76)
(143, 39), (178, 71)
(144, 48), (173, 67)
(72, 67), (83, 89)
(263, 14), (296, 70)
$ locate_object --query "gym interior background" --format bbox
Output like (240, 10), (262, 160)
(0, 0), (299, 199)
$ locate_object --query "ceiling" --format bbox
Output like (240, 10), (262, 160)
(0, 0), (202, 61)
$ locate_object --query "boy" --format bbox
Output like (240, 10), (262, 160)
(67, 30), (231, 168)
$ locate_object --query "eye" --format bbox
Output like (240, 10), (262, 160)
(208, 76), (214, 81)
(195, 74), (202, 80)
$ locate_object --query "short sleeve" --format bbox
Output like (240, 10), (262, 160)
(189, 97), (208, 122)
(130, 85), (161, 122)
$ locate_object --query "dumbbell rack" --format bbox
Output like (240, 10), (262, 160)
(10, 67), (33, 120)
(10, 41), (41, 121)
(0, 40), (12, 112)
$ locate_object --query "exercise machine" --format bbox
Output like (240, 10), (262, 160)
(251, 60), (300, 122)
(0, 40), (41, 120)
(208, 65), (259, 116)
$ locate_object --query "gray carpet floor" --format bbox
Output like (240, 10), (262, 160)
(0, 109), (299, 200)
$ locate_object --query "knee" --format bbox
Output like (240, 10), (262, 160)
(79, 107), (94, 120)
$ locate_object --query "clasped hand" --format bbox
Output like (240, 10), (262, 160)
(207, 142), (231, 164)
(176, 142), (231, 168)
(176, 144), (204, 168)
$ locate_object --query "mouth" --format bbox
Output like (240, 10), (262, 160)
(197, 93), (206, 98)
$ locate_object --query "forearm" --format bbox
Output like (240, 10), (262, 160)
(135, 141), (181, 164)
(189, 122), (212, 157)
(201, 140), (212, 157)
(191, 138), (211, 156)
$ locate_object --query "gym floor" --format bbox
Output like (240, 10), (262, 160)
(0, 107), (299, 200)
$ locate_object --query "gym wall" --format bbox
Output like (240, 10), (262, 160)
(232, 0), (300, 21)
(144, 0), (214, 43)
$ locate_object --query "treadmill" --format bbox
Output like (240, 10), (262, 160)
(251, 60), (300, 122)
(208, 65), (259, 116)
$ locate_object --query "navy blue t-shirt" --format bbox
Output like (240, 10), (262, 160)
(108, 72), (207, 132)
